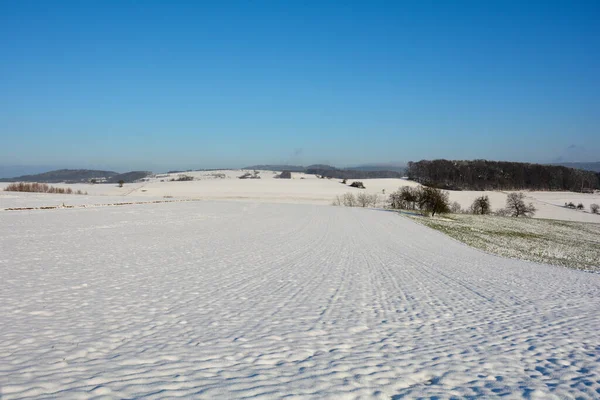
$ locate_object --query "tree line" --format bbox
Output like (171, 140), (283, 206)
(407, 159), (600, 191)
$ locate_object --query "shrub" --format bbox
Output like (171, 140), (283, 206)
(576, 203), (584, 210)
(494, 208), (511, 217)
(591, 203), (599, 214)
(349, 181), (365, 189)
(450, 201), (462, 213)
(342, 192), (356, 207)
(566, 202), (576, 209)
(171, 174), (194, 182)
(276, 171), (292, 179)
(356, 192), (378, 207)
(118, 180), (125, 187)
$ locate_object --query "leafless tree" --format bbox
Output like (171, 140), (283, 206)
(591, 203), (599, 214)
(343, 192), (356, 207)
(470, 195), (491, 214)
(419, 187), (450, 217)
(505, 192), (536, 217)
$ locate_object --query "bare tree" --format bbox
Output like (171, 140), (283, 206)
(343, 192), (356, 207)
(470, 195), (491, 214)
(356, 192), (371, 207)
(591, 203), (599, 214)
(505, 192), (536, 217)
(576, 203), (584, 210)
(118, 180), (125, 188)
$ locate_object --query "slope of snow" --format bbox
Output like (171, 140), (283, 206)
(2, 202), (599, 399)
(2, 171), (599, 223)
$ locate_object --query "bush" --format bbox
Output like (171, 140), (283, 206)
(505, 193), (536, 217)
(470, 195), (491, 215)
(118, 180), (125, 187)
(450, 201), (462, 213)
(342, 192), (356, 207)
(356, 192), (378, 207)
(591, 203), (599, 214)
(576, 203), (584, 210)
(494, 208), (511, 217)
(276, 171), (292, 179)
(566, 202), (576, 209)
(349, 181), (365, 189)
(171, 174), (194, 182)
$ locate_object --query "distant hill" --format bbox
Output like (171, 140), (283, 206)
(244, 163), (404, 179)
(0, 169), (151, 183)
(347, 164), (406, 173)
(550, 162), (600, 173)
(244, 165), (306, 172)
(306, 166), (403, 179)
(106, 171), (152, 183)
(0, 169), (117, 183)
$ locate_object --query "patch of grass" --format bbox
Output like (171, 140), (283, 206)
(408, 214), (600, 272)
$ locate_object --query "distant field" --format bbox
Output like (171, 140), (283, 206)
(409, 214), (600, 272)
(2, 169), (600, 223)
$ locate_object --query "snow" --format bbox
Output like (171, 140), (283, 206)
(2, 169), (598, 222)
(2, 202), (600, 398)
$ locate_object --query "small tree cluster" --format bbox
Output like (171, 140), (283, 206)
(504, 192), (536, 217)
(171, 174), (194, 182)
(4, 182), (89, 195)
(388, 186), (450, 216)
(470, 195), (491, 215)
(389, 186), (420, 210)
(332, 192), (379, 208)
(349, 181), (365, 189)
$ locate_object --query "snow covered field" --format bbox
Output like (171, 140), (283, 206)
(2, 169), (599, 223)
(2, 202), (600, 398)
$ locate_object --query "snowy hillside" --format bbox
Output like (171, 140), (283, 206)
(2, 202), (599, 398)
(3, 169), (600, 223)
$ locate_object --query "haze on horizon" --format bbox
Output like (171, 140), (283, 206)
(1, 1), (598, 174)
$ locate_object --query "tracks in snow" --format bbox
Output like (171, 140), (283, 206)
(1, 201), (600, 399)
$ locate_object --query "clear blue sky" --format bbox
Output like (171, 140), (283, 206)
(1, 0), (598, 173)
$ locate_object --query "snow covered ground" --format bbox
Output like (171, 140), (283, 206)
(2, 202), (600, 398)
(3, 169), (600, 223)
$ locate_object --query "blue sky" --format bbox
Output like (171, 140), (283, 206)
(1, 1), (598, 173)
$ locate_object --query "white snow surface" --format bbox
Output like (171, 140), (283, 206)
(2, 201), (600, 399)
(2, 169), (599, 223)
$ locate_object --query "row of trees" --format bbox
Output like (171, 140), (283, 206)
(333, 192), (382, 208)
(4, 182), (87, 195)
(407, 159), (600, 191)
(388, 186), (450, 216)
(387, 186), (537, 217)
